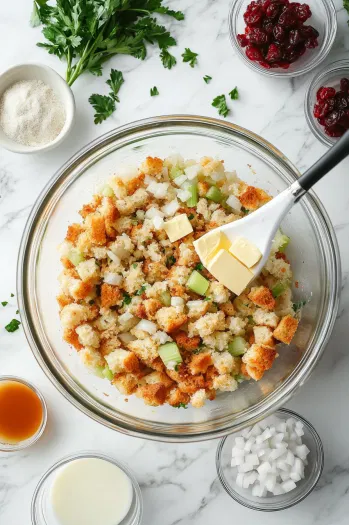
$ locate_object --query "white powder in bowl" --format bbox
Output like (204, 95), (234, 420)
(0, 80), (66, 147)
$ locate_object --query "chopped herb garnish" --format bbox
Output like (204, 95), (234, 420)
(16, 310), (19, 315)
(5, 319), (21, 333)
(195, 263), (204, 271)
(10, 293), (14, 297)
(1, 301), (8, 307)
(203, 75), (212, 84)
(89, 300), (95, 305)
(188, 213), (194, 220)
(160, 49), (177, 69)
(150, 86), (159, 96)
(132, 263), (138, 269)
(166, 255), (176, 267)
(229, 87), (239, 100)
(182, 48), (198, 67)
(122, 293), (132, 306)
(204, 296), (211, 301)
(241, 206), (249, 215)
(247, 315), (255, 324)
(174, 364), (180, 371)
(174, 402), (188, 409)
(135, 285), (147, 296)
(293, 300), (306, 312)
(89, 69), (124, 124)
(212, 94), (229, 118)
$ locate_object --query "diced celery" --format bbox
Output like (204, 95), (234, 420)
(272, 281), (290, 298)
(273, 229), (290, 253)
(234, 373), (247, 383)
(67, 249), (85, 267)
(170, 166), (184, 179)
(160, 290), (171, 306)
(187, 183), (198, 207)
(103, 366), (114, 381)
(228, 337), (248, 356)
(158, 342), (182, 367)
(102, 185), (114, 197)
(187, 270), (209, 296)
(206, 186), (223, 203)
(94, 366), (105, 378)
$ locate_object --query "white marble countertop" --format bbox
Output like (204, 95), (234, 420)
(1, 0), (349, 523)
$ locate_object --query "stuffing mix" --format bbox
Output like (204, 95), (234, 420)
(57, 155), (299, 408)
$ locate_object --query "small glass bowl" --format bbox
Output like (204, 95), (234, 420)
(216, 408), (324, 511)
(305, 59), (349, 148)
(0, 376), (47, 452)
(228, 0), (337, 78)
(31, 451), (143, 525)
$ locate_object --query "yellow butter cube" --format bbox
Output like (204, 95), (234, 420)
(193, 231), (231, 265)
(229, 236), (262, 268)
(163, 214), (193, 243)
(207, 249), (253, 295)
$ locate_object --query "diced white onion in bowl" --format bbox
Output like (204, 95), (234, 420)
(171, 296), (185, 307)
(135, 319), (157, 335)
(174, 174), (188, 187)
(119, 312), (134, 324)
(153, 216), (164, 230)
(162, 200), (180, 217)
(104, 272), (122, 285)
(107, 250), (121, 264)
(177, 189), (191, 202)
(184, 164), (201, 180)
(148, 182), (169, 199)
(145, 207), (164, 219)
(226, 194), (242, 213)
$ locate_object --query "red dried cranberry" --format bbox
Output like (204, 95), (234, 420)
(262, 19), (275, 34)
(324, 110), (341, 128)
(316, 87), (336, 101)
(259, 60), (272, 69)
(288, 29), (304, 46)
(244, 5), (264, 26)
(237, 34), (249, 47)
(301, 25), (319, 39)
(340, 78), (349, 93)
(248, 28), (269, 45)
(334, 92), (349, 110)
(278, 7), (298, 27)
(294, 4), (312, 22)
(266, 43), (282, 62)
(325, 125), (345, 138)
(317, 117), (326, 126)
(246, 45), (265, 62)
(338, 110), (349, 129)
(305, 38), (318, 49)
(313, 99), (335, 119)
(266, 3), (280, 18)
(274, 61), (290, 69)
(273, 24), (286, 42)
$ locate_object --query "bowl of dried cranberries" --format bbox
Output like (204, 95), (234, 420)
(229, 0), (337, 77)
(305, 59), (349, 147)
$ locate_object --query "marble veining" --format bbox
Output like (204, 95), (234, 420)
(1, 0), (349, 523)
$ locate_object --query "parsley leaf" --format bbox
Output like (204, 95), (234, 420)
(106, 69), (124, 102)
(195, 263), (204, 271)
(203, 75), (212, 84)
(229, 87), (239, 100)
(182, 48), (198, 67)
(150, 86), (159, 96)
(88, 94), (116, 125)
(174, 402), (188, 409)
(188, 213), (194, 220)
(155, 6), (185, 21)
(135, 285), (147, 296)
(212, 94), (230, 118)
(16, 309), (19, 315)
(132, 263), (138, 269)
(241, 206), (249, 215)
(10, 293), (14, 297)
(204, 296), (211, 301)
(293, 300), (306, 312)
(122, 293), (132, 306)
(5, 319), (21, 333)
(1, 301), (8, 307)
(166, 255), (176, 267)
(160, 49), (177, 69)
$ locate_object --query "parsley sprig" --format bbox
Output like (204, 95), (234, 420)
(182, 48), (198, 67)
(203, 75), (212, 84)
(212, 94), (229, 118)
(5, 319), (21, 333)
(150, 86), (159, 96)
(31, 0), (184, 86)
(89, 69), (124, 124)
(229, 87), (239, 100)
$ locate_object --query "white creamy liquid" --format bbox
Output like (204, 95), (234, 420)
(50, 458), (133, 525)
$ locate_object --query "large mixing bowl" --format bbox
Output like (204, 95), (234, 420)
(17, 116), (340, 442)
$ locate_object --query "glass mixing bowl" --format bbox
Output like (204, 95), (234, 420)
(17, 115), (340, 442)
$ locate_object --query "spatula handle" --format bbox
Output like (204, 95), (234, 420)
(297, 129), (349, 193)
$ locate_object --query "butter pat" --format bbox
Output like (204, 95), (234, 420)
(164, 214), (193, 243)
(193, 231), (231, 265)
(229, 236), (262, 268)
(207, 249), (253, 295)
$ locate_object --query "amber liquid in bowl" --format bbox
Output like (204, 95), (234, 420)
(0, 380), (43, 444)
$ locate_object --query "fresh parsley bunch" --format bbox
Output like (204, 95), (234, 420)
(31, 0), (184, 86)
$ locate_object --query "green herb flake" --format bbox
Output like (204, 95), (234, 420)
(203, 75), (212, 84)
(122, 293), (132, 306)
(241, 206), (249, 215)
(182, 48), (198, 68)
(107, 69), (124, 101)
(5, 319), (21, 333)
(135, 285), (147, 296)
(132, 263), (138, 269)
(150, 86), (159, 96)
(212, 94), (229, 118)
(166, 255), (176, 267)
(10, 293), (14, 297)
(204, 296), (211, 302)
(89, 94), (116, 124)
(188, 213), (194, 220)
(174, 402), (188, 409)
(229, 87), (239, 100)
(195, 263), (204, 271)
(1, 301), (8, 307)
(160, 49), (177, 70)
(293, 300), (306, 312)
(16, 310), (19, 315)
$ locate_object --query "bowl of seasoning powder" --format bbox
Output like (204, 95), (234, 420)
(0, 63), (75, 153)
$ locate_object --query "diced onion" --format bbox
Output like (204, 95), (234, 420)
(104, 272), (122, 285)
(174, 174), (188, 187)
(177, 189), (192, 202)
(135, 319), (157, 335)
(184, 164), (201, 180)
(162, 200), (180, 217)
(147, 182), (169, 199)
(107, 250), (121, 264)
(171, 296), (184, 307)
(145, 207), (164, 219)
(153, 216), (164, 230)
(226, 194), (242, 213)
(119, 312), (133, 324)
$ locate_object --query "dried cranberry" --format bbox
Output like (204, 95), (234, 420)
(266, 43), (282, 62)
(237, 34), (249, 47)
(305, 38), (318, 49)
(313, 99), (335, 119)
(266, 3), (280, 18)
(244, 5), (264, 26)
(294, 4), (312, 22)
(278, 7), (298, 27)
(263, 20), (275, 34)
(338, 110), (349, 129)
(274, 61), (290, 69)
(259, 60), (272, 69)
(246, 45), (265, 62)
(288, 29), (304, 46)
(316, 87), (336, 101)
(248, 28), (269, 45)
(324, 110), (341, 128)
(301, 25), (319, 39)
(334, 92), (349, 110)
(340, 78), (349, 93)
(317, 117), (326, 126)
(325, 125), (345, 138)
(273, 24), (286, 42)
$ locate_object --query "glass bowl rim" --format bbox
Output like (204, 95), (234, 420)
(215, 407), (324, 511)
(17, 114), (341, 442)
(31, 450), (143, 525)
(228, 0), (337, 78)
(0, 375), (47, 452)
(304, 58), (349, 148)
